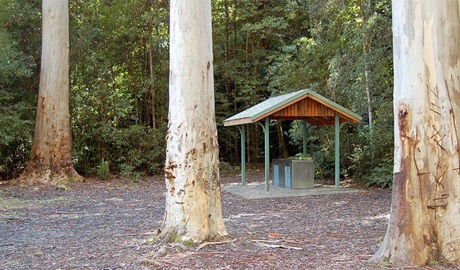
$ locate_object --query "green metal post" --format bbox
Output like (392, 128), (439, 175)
(264, 117), (270, 191)
(302, 119), (308, 157)
(240, 125), (246, 185)
(335, 114), (340, 189)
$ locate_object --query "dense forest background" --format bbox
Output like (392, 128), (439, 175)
(0, 0), (393, 187)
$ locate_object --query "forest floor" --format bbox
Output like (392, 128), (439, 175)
(1, 170), (459, 270)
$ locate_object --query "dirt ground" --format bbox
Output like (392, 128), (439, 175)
(1, 171), (459, 270)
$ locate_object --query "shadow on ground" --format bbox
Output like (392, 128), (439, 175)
(1, 172), (457, 269)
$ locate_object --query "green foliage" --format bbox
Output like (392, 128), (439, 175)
(214, 0), (393, 186)
(73, 121), (167, 177)
(181, 239), (196, 247)
(288, 122), (339, 179)
(0, 1), (38, 179)
(69, 0), (169, 177)
(113, 124), (166, 175)
(293, 153), (312, 160)
(121, 165), (144, 183)
(348, 124), (394, 187)
(219, 162), (240, 176)
(97, 159), (110, 180)
(310, 131), (337, 179)
(367, 161), (393, 188)
(1, 0), (394, 187)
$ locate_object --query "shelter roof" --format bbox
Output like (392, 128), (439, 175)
(223, 89), (362, 126)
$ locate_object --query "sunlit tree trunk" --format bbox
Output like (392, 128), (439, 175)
(19, 0), (80, 185)
(161, 0), (228, 243)
(370, 0), (460, 266)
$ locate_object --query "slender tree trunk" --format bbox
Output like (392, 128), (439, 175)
(19, 0), (80, 185)
(276, 121), (289, 158)
(370, 0), (460, 266)
(162, 0), (228, 243)
(364, 53), (373, 131)
(144, 0), (156, 129)
(232, 0), (239, 163)
(155, 23), (165, 124)
(224, 0), (233, 102)
(148, 22), (156, 129)
(361, 0), (374, 161)
(224, 0), (239, 164)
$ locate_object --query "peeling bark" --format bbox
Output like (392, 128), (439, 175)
(160, 0), (228, 243)
(370, 0), (460, 266)
(17, 0), (80, 186)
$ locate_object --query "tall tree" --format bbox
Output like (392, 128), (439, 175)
(19, 0), (80, 185)
(161, 0), (228, 242)
(370, 0), (460, 265)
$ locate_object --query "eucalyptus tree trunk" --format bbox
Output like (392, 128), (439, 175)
(162, 0), (228, 243)
(370, 0), (460, 266)
(20, 0), (80, 185)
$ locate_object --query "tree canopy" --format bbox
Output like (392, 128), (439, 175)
(0, 0), (393, 187)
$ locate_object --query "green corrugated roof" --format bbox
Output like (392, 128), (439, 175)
(223, 89), (362, 126)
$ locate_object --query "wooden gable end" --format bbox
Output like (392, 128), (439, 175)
(271, 97), (336, 119)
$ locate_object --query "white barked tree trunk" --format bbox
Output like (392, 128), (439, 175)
(20, 0), (80, 185)
(162, 0), (228, 243)
(370, 0), (460, 266)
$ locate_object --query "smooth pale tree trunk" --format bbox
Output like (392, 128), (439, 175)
(370, 0), (460, 266)
(161, 0), (228, 243)
(19, 0), (80, 185)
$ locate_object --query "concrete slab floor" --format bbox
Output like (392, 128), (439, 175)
(222, 182), (364, 200)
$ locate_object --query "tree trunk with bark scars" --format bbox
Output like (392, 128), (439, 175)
(161, 0), (228, 243)
(370, 0), (460, 266)
(19, 0), (80, 185)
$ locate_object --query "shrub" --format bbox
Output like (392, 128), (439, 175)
(97, 158), (110, 180)
(73, 123), (166, 177)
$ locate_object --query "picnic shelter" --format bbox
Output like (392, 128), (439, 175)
(223, 89), (362, 191)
